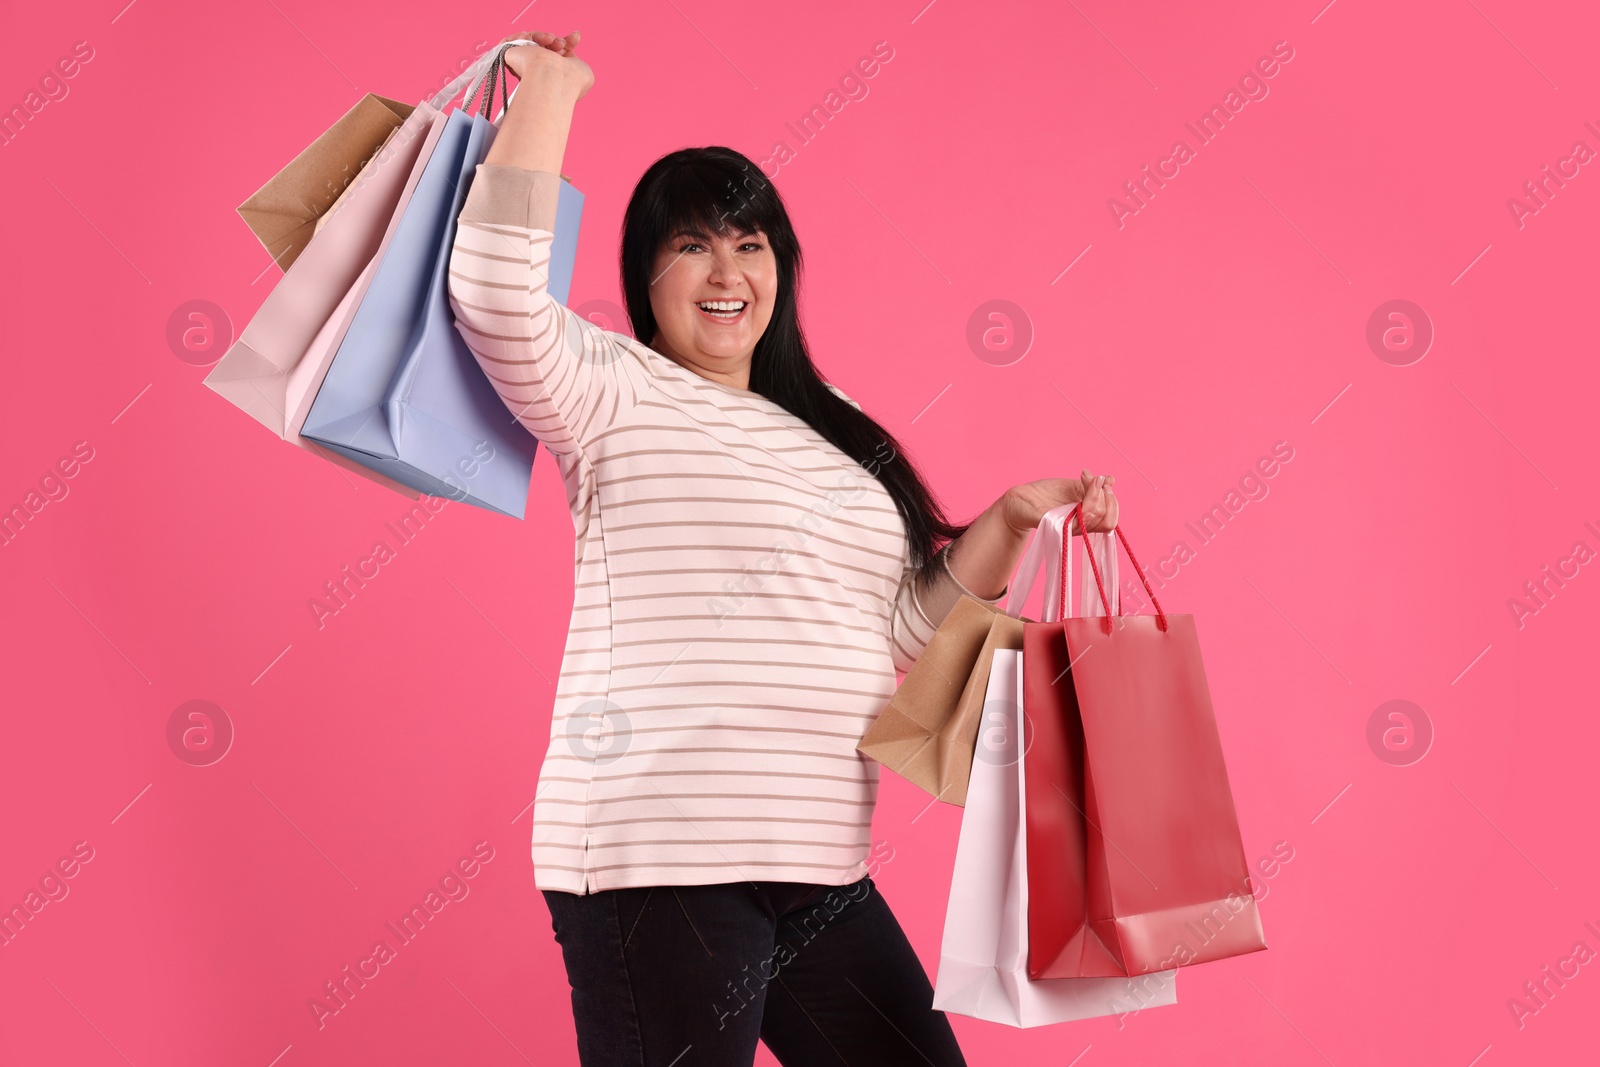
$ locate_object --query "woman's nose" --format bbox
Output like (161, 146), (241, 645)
(707, 248), (742, 285)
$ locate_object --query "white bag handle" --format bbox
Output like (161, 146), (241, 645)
(1001, 503), (1118, 623)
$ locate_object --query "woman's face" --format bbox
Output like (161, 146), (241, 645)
(648, 224), (778, 387)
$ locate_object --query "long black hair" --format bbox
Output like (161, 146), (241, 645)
(618, 146), (969, 583)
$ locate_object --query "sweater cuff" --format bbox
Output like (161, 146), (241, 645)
(459, 165), (563, 232)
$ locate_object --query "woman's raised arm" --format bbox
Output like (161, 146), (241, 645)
(482, 34), (592, 171)
(447, 32), (647, 463)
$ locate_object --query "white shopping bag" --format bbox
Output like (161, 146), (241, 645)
(932, 639), (1179, 1025)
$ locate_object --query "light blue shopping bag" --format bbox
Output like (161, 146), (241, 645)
(300, 106), (583, 518)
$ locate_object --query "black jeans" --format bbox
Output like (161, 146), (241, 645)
(541, 874), (968, 1066)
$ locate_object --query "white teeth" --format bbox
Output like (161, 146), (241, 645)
(697, 300), (747, 312)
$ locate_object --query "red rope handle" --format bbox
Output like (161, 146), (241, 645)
(1065, 502), (1169, 634)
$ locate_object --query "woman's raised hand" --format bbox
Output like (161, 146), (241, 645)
(999, 471), (1119, 535)
(497, 30), (594, 98)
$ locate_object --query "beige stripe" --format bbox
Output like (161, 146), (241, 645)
(607, 591), (889, 625)
(606, 634), (886, 654)
(579, 566), (896, 601)
(600, 658), (887, 677)
(455, 218), (546, 239)
(595, 444), (845, 478)
(446, 268), (535, 297)
(540, 819), (876, 831)
(560, 704), (873, 723)
(537, 791), (866, 806)
(594, 615), (887, 638)
(584, 768), (866, 784)
(607, 413), (840, 454)
(606, 678), (887, 697)
(601, 502), (902, 531)
(601, 534), (901, 569)
(632, 395), (817, 424)
(552, 838), (867, 850)
(457, 319), (537, 343)
(600, 723), (865, 740)
(544, 745), (865, 762)
(538, 859), (866, 874)
(448, 242), (530, 266)
(449, 295), (538, 319)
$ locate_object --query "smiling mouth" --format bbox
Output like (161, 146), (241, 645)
(695, 300), (749, 323)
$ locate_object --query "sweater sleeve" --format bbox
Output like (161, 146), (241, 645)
(888, 548), (1009, 673)
(447, 165), (650, 461)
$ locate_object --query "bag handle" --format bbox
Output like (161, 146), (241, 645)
(1069, 501), (1169, 634)
(1002, 503), (1115, 623)
(433, 40), (524, 118)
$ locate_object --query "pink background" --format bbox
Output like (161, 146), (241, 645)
(2, 0), (1597, 1064)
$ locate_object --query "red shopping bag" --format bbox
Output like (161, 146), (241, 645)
(1023, 503), (1266, 978)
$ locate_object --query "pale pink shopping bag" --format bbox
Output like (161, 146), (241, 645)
(934, 649), (1177, 1026)
(202, 44), (519, 495)
(934, 513), (1173, 1026)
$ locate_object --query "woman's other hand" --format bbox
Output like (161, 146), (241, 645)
(499, 30), (595, 99)
(999, 471), (1119, 535)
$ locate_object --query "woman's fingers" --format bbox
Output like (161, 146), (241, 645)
(500, 30), (574, 53)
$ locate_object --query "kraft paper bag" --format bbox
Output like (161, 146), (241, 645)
(237, 93), (414, 271)
(934, 648), (1178, 1026)
(857, 595), (1025, 807)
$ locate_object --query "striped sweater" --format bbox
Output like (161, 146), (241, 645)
(446, 164), (1005, 894)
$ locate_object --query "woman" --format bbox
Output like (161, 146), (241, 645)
(447, 30), (1120, 1067)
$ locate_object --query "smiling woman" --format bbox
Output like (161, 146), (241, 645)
(444, 29), (1116, 1067)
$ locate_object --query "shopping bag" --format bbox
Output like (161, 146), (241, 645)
(857, 505), (1119, 805)
(1023, 502), (1266, 979)
(235, 93), (415, 272)
(855, 594), (1024, 807)
(205, 97), (441, 438)
(202, 42), (525, 499)
(297, 104), (559, 517)
(290, 252), (423, 500)
(934, 648), (1178, 1026)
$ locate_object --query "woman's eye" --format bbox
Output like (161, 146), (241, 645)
(675, 240), (762, 253)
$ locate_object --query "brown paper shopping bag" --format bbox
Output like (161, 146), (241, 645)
(857, 594), (1028, 807)
(236, 93), (414, 271)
